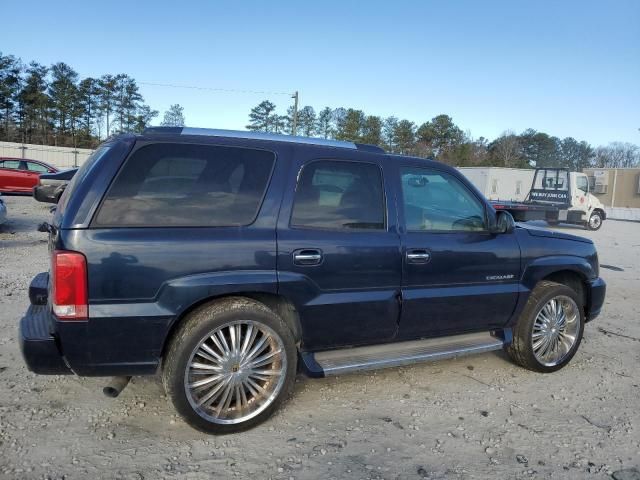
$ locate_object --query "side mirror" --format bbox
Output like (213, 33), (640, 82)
(490, 210), (515, 234)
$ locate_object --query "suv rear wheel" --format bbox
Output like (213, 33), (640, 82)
(163, 297), (297, 434)
(507, 281), (584, 373)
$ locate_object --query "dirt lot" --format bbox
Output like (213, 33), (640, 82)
(0, 195), (638, 480)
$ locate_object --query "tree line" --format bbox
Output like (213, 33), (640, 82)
(0, 51), (183, 149)
(247, 100), (640, 170)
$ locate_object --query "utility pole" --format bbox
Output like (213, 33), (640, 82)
(291, 91), (299, 136)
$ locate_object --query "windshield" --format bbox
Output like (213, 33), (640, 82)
(533, 169), (569, 191)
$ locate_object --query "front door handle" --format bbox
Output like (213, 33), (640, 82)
(293, 249), (323, 266)
(406, 249), (431, 264)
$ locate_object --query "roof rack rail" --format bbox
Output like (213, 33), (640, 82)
(142, 126), (385, 153)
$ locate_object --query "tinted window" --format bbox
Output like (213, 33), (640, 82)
(291, 160), (385, 230)
(401, 167), (486, 232)
(26, 161), (49, 172)
(0, 160), (21, 169)
(95, 143), (274, 227)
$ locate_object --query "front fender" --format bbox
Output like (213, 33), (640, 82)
(504, 255), (597, 328)
(521, 255), (596, 291)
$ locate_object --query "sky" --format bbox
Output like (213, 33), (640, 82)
(2, 0), (639, 146)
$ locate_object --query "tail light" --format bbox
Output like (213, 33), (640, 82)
(52, 250), (88, 320)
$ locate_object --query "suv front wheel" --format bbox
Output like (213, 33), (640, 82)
(507, 281), (584, 373)
(163, 297), (297, 434)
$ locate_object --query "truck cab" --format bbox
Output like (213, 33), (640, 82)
(529, 168), (606, 230)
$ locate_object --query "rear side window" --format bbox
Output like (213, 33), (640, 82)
(290, 160), (385, 230)
(0, 160), (21, 169)
(94, 143), (274, 227)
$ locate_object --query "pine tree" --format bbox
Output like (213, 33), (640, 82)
(113, 74), (143, 132)
(297, 106), (316, 137)
(335, 108), (364, 142)
(416, 114), (464, 159)
(98, 74), (117, 138)
(0, 52), (22, 140)
(361, 115), (383, 146)
(246, 100), (276, 132)
(382, 116), (398, 152)
(161, 104), (185, 127)
(394, 119), (416, 155)
(316, 107), (333, 139)
(49, 62), (79, 142)
(77, 77), (99, 142)
(134, 105), (158, 132)
(17, 62), (48, 143)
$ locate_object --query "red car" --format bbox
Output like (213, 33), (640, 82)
(0, 158), (58, 194)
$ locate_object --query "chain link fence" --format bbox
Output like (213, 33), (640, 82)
(0, 141), (94, 169)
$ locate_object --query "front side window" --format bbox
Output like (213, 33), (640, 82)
(26, 162), (49, 172)
(291, 160), (385, 230)
(94, 143), (274, 227)
(401, 167), (486, 232)
(576, 175), (588, 193)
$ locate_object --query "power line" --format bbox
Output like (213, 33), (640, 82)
(138, 81), (293, 96)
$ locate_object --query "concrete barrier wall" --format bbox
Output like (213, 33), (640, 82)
(0, 141), (94, 169)
(605, 207), (640, 222)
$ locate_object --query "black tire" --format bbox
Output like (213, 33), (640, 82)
(162, 297), (297, 434)
(587, 211), (603, 231)
(507, 281), (584, 373)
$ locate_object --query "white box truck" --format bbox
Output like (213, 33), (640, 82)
(458, 167), (606, 230)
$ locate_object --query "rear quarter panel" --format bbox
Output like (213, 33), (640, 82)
(55, 137), (292, 374)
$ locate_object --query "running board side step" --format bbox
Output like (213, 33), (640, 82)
(301, 331), (509, 377)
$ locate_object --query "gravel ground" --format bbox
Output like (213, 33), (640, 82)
(0, 195), (639, 480)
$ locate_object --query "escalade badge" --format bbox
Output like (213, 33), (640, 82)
(486, 274), (515, 281)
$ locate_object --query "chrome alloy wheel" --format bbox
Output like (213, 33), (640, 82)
(184, 320), (287, 425)
(532, 295), (580, 367)
(589, 213), (602, 230)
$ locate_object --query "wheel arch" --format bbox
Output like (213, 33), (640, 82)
(160, 292), (303, 360)
(540, 270), (587, 308)
(514, 258), (595, 324)
(592, 207), (606, 220)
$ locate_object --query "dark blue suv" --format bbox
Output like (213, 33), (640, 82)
(20, 127), (606, 433)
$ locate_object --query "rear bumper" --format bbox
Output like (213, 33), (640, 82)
(586, 277), (606, 321)
(20, 304), (71, 375)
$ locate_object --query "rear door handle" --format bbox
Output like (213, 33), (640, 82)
(293, 249), (323, 266)
(406, 249), (431, 264)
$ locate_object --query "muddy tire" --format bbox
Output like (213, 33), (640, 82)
(507, 281), (584, 373)
(162, 297), (297, 434)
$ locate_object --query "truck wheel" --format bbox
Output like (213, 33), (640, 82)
(507, 281), (584, 373)
(162, 297), (297, 434)
(587, 211), (603, 231)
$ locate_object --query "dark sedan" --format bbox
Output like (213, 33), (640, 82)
(33, 168), (77, 203)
